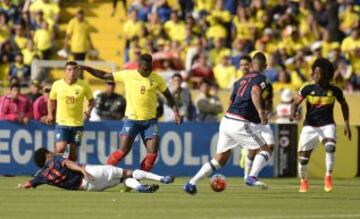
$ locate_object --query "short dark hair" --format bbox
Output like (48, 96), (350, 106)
(240, 55), (252, 63)
(200, 78), (212, 86)
(34, 148), (49, 167)
(172, 73), (182, 79)
(312, 58), (334, 81)
(252, 52), (267, 65)
(65, 61), (78, 67)
(10, 82), (20, 89)
(139, 53), (152, 64)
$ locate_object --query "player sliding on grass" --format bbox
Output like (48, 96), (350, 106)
(17, 148), (175, 192)
(80, 54), (182, 171)
(290, 58), (351, 193)
(184, 52), (272, 195)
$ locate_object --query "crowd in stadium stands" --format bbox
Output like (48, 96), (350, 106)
(122, 0), (360, 95)
(2, 0), (360, 123)
(0, 0), (60, 87)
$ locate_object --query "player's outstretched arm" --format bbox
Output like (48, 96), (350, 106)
(162, 88), (182, 124)
(290, 95), (304, 121)
(17, 181), (32, 189)
(80, 65), (114, 81)
(251, 85), (267, 124)
(340, 100), (351, 141)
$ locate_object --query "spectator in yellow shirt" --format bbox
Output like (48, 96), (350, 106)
(341, 28), (360, 57)
(123, 9), (144, 43)
(22, 40), (42, 65)
(213, 54), (237, 89)
(164, 10), (186, 41)
(339, 2), (359, 34)
(209, 38), (231, 66)
(0, 12), (10, 44)
(13, 24), (28, 52)
(29, 0), (60, 23)
(33, 21), (53, 59)
(64, 10), (94, 61)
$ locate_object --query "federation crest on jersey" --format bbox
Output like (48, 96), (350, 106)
(260, 82), (266, 89)
(150, 80), (154, 86)
(75, 89), (80, 95)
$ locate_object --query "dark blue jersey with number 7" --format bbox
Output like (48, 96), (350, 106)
(227, 72), (272, 124)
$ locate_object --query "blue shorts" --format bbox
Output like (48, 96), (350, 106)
(55, 125), (84, 146)
(120, 119), (159, 141)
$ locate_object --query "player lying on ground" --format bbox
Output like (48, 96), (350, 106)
(290, 58), (351, 193)
(17, 148), (175, 192)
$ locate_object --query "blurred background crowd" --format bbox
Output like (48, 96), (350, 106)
(1, 0), (360, 123)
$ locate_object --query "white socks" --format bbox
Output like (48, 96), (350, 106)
(189, 159), (221, 185)
(244, 157), (253, 179)
(132, 169), (162, 181)
(325, 152), (335, 176)
(298, 156), (309, 180)
(249, 151), (270, 178)
(124, 178), (141, 189)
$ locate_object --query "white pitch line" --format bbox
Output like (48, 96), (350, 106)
(206, 214), (360, 219)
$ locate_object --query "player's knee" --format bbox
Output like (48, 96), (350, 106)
(299, 157), (309, 165)
(325, 143), (336, 153)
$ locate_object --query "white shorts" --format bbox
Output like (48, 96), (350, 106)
(250, 123), (275, 145)
(298, 124), (336, 152)
(216, 117), (265, 153)
(80, 165), (124, 191)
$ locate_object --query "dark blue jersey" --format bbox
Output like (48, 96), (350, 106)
(29, 155), (83, 190)
(298, 82), (345, 126)
(227, 72), (272, 123)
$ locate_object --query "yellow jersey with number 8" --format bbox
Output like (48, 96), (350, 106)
(113, 70), (167, 120)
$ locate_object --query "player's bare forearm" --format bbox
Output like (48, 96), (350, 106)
(162, 89), (182, 124)
(251, 86), (264, 116)
(290, 96), (303, 120)
(17, 181), (32, 189)
(85, 99), (95, 114)
(162, 89), (178, 113)
(340, 101), (349, 122)
(64, 160), (84, 173)
(48, 100), (56, 117)
(80, 65), (113, 80)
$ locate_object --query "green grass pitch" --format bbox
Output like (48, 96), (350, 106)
(1, 177), (360, 219)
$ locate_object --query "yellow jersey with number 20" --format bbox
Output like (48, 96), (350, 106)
(49, 79), (93, 126)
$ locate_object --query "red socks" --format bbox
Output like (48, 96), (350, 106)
(140, 153), (158, 171)
(106, 150), (125, 166)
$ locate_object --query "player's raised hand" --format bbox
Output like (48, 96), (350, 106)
(344, 123), (352, 141)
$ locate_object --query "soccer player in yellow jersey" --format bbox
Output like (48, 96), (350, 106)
(81, 54), (182, 171)
(47, 61), (94, 161)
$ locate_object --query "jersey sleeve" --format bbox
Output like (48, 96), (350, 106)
(112, 71), (126, 82)
(155, 75), (167, 93)
(83, 82), (93, 100)
(53, 155), (67, 167)
(49, 82), (57, 100)
(29, 170), (47, 188)
(333, 86), (345, 103)
(298, 84), (311, 98)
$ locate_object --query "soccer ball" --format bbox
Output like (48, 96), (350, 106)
(210, 174), (227, 192)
